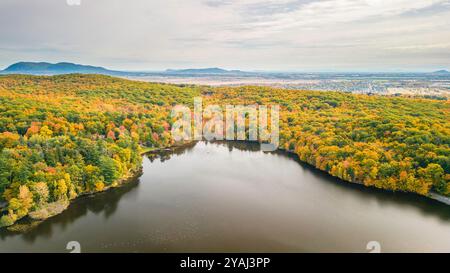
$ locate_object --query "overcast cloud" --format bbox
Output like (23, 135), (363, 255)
(0, 0), (449, 71)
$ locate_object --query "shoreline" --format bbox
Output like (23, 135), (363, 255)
(428, 192), (450, 206)
(277, 146), (450, 207)
(2, 140), (449, 232)
(1, 143), (191, 232)
(1, 164), (144, 232)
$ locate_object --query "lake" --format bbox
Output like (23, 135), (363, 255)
(1, 141), (449, 253)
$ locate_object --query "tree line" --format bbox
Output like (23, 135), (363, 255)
(0, 74), (448, 227)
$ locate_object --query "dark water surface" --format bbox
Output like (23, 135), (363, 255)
(1, 141), (449, 253)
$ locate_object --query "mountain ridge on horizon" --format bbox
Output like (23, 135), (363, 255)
(432, 69), (450, 74)
(2, 61), (112, 75)
(1, 61), (449, 75)
(0, 62), (245, 76)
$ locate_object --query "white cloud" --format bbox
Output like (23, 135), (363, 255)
(0, 0), (449, 71)
(387, 43), (450, 51)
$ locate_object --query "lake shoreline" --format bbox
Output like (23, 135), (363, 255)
(1, 162), (144, 232)
(277, 146), (450, 206)
(428, 192), (450, 205)
(0, 141), (195, 232)
(2, 140), (448, 233)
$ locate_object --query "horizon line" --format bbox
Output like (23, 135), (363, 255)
(1, 61), (449, 74)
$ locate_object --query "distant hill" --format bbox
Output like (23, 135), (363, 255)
(1, 62), (246, 76)
(2, 62), (114, 75)
(165, 67), (242, 74)
(432, 70), (450, 74)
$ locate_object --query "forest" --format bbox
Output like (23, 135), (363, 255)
(0, 74), (449, 228)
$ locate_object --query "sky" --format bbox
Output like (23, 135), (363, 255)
(0, 0), (449, 72)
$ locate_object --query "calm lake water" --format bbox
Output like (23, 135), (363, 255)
(1, 141), (449, 253)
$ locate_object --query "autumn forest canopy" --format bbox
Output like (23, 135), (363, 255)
(0, 74), (449, 228)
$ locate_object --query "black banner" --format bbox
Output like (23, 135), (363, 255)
(1, 253), (446, 272)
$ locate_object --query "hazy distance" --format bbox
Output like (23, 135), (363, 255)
(0, 0), (449, 72)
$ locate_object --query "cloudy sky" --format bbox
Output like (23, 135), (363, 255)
(1, 0), (449, 71)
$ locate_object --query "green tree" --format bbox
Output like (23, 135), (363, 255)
(99, 156), (119, 185)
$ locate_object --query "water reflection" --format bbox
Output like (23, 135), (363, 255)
(149, 141), (450, 223)
(1, 141), (449, 253)
(147, 142), (197, 163)
(0, 179), (140, 243)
